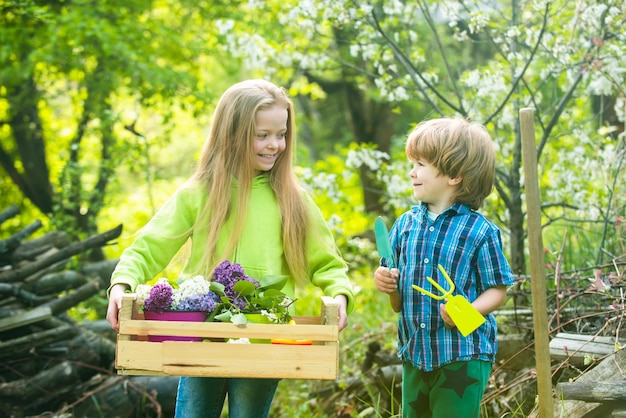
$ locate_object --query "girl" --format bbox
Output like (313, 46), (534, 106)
(106, 79), (354, 418)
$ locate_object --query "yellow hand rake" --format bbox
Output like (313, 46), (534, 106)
(412, 264), (486, 337)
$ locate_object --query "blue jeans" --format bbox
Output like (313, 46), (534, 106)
(174, 376), (279, 418)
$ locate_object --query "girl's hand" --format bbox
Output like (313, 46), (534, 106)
(374, 267), (399, 294)
(106, 284), (129, 331)
(334, 294), (349, 331)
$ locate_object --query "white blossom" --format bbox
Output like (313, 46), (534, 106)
(345, 148), (389, 171)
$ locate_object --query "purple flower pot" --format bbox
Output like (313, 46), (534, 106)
(144, 311), (208, 342)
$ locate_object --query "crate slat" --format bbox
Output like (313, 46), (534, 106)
(116, 340), (338, 379)
(119, 319), (337, 341)
(115, 294), (340, 380)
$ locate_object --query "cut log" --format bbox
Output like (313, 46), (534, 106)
(23, 270), (88, 295)
(553, 347), (626, 418)
(80, 319), (118, 343)
(0, 204), (19, 224)
(0, 220), (43, 261)
(64, 375), (178, 418)
(557, 382), (626, 402)
(40, 281), (100, 315)
(80, 258), (119, 284)
(0, 210), (137, 417)
(0, 323), (79, 359)
(549, 332), (617, 366)
(0, 306), (52, 332)
(0, 360), (79, 400)
(11, 230), (70, 262)
(0, 282), (51, 306)
(0, 224), (122, 284)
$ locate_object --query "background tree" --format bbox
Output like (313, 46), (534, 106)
(0, 0), (241, 252)
(217, 0), (625, 274)
(1, 1), (624, 272)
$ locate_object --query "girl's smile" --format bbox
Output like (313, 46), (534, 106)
(253, 105), (288, 174)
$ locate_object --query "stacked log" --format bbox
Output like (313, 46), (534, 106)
(0, 205), (177, 418)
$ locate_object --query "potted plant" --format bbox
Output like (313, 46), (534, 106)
(135, 275), (218, 341)
(207, 260), (295, 326)
(134, 260), (296, 342)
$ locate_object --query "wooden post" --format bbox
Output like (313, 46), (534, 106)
(519, 108), (554, 417)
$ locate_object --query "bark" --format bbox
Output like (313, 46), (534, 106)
(11, 230), (70, 262)
(0, 205), (19, 224)
(23, 270), (88, 296)
(558, 382), (626, 402)
(40, 281), (100, 315)
(0, 224), (122, 284)
(0, 206), (155, 418)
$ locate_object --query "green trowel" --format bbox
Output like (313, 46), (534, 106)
(374, 216), (395, 269)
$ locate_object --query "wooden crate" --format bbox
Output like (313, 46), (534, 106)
(115, 294), (339, 380)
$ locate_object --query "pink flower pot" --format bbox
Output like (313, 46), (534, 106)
(144, 311), (208, 342)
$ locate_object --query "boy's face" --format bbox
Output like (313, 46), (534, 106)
(409, 159), (459, 214)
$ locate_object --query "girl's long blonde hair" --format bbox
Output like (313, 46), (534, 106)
(191, 79), (310, 283)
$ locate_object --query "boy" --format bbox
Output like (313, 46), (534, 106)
(374, 117), (514, 418)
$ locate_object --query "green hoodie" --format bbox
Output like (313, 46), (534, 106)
(109, 174), (354, 312)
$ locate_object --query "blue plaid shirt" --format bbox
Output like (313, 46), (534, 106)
(382, 202), (515, 371)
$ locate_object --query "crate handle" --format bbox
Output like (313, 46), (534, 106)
(320, 296), (339, 327)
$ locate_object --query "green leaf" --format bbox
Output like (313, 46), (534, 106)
(213, 311), (232, 322)
(210, 281), (225, 294)
(258, 275), (289, 291)
(233, 280), (256, 296)
(230, 312), (247, 325)
(262, 288), (284, 298)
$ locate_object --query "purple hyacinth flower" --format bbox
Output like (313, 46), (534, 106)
(178, 293), (218, 312)
(144, 282), (174, 312)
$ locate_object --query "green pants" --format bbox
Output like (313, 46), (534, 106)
(401, 360), (491, 418)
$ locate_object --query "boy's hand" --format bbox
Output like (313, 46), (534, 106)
(374, 267), (399, 294)
(439, 303), (456, 329)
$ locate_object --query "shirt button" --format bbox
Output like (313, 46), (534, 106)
(429, 226), (434, 232)
(424, 258), (429, 264)
(420, 323), (426, 328)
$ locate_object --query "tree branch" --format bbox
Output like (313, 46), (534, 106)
(485, 2), (549, 126)
(416, 0), (465, 114)
(368, 8), (448, 114)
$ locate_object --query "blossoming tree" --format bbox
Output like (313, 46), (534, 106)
(215, 0), (625, 274)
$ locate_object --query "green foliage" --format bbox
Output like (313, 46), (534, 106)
(214, 0), (626, 276)
(0, 0), (241, 240)
(2, 2), (625, 414)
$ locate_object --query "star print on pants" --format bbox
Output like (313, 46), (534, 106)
(409, 389), (430, 413)
(439, 362), (479, 398)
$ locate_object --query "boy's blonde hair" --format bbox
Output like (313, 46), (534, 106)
(406, 117), (496, 210)
(192, 79), (310, 283)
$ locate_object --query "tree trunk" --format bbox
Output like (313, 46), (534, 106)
(3, 75), (54, 214)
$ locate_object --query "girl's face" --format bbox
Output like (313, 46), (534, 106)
(409, 158), (459, 214)
(252, 104), (288, 175)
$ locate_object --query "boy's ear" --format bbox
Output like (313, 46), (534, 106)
(449, 177), (462, 186)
